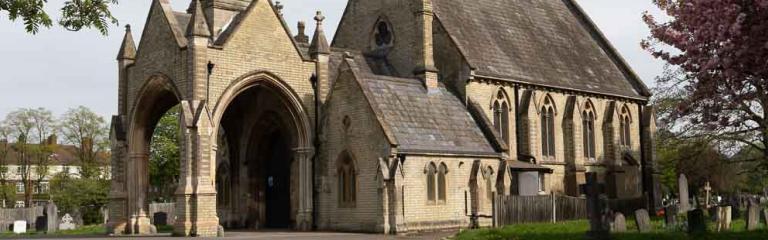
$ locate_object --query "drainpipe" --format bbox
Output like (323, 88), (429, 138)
(310, 74), (320, 230)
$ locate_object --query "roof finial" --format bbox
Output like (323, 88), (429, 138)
(294, 21), (309, 44)
(309, 11), (330, 56)
(186, 0), (211, 38)
(117, 24), (137, 60)
(275, 1), (284, 16)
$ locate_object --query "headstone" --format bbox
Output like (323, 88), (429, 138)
(746, 203), (759, 231)
(58, 213), (76, 230)
(635, 209), (652, 233)
(611, 213), (627, 233)
(153, 212), (168, 226)
(13, 220), (26, 234)
(664, 205), (678, 227)
(35, 216), (46, 232)
(763, 209), (768, 229)
(678, 174), (689, 213)
(149, 224), (157, 234)
(582, 172), (609, 239)
(687, 209), (706, 234)
(46, 203), (58, 233)
(217, 224), (225, 237)
(716, 206), (732, 232)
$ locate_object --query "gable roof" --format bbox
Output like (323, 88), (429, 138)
(339, 52), (497, 156)
(432, 0), (650, 100)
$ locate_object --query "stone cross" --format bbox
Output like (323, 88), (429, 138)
(703, 181), (712, 208)
(581, 172), (608, 239)
(59, 213), (76, 230)
(678, 174), (689, 213)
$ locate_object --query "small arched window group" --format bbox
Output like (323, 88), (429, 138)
(540, 97), (556, 160)
(426, 162), (448, 204)
(492, 90), (510, 144)
(582, 102), (597, 160)
(338, 151), (356, 207)
(619, 107), (632, 147)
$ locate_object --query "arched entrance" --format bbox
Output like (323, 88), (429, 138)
(125, 75), (182, 234)
(213, 73), (313, 230)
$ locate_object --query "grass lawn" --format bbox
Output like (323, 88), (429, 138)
(0, 225), (106, 238)
(454, 218), (768, 240)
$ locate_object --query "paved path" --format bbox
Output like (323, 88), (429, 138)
(6, 230), (456, 240)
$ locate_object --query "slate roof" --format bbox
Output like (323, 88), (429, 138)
(433, 0), (650, 99)
(341, 53), (497, 156)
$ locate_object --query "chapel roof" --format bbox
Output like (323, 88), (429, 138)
(432, 0), (650, 99)
(337, 52), (498, 156)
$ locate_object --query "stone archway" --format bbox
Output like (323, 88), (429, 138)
(212, 72), (314, 231)
(125, 74), (182, 234)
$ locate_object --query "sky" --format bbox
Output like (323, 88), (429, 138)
(0, 0), (667, 120)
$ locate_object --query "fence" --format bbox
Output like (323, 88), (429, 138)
(0, 206), (45, 232)
(493, 194), (645, 227)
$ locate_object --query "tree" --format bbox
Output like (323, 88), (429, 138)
(0, 0), (119, 35)
(5, 108), (35, 206)
(0, 122), (14, 207)
(59, 106), (108, 179)
(149, 106), (180, 202)
(49, 173), (109, 224)
(643, 1), (768, 174)
(28, 108), (56, 198)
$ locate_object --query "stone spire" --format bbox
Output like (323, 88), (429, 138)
(309, 11), (330, 56)
(294, 21), (309, 44)
(186, 0), (211, 38)
(117, 25), (136, 60)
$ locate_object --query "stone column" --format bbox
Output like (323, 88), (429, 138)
(107, 130), (129, 234)
(295, 147), (314, 231)
(129, 152), (152, 234)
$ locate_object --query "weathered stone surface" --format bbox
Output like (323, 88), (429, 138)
(58, 214), (75, 230)
(716, 206), (732, 232)
(678, 174), (689, 213)
(746, 204), (759, 231)
(635, 209), (652, 233)
(611, 213), (626, 233)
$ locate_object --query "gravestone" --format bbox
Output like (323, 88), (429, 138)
(153, 212), (168, 226)
(665, 205), (678, 227)
(763, 209), (768, 229)
(35, 216), (46, 232)
(13, 220), (26, 234)
(703, 182), (712, 208)
(635, 209), (652, 233)
(612, 213), (627, 233)
(687, 209), (706, 234)
(678, 174), (689, 213)
(45, 203), (58, 233)
(716, 206), (732, 232)
(746, 203), (759, 231)
(58, 214), (76, 230)
(582, 172), (609, 239)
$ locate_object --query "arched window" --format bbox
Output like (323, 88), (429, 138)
(540, 97), (556, 159)
(582, 102), (596, 160)
(338, 152), (356, 207)
(492, 90), (511, 144)
(427, 162), (448, 204)
(438, 163), (448, 203)
(620, 107), (632, 147)
(426, 163), (437, 203)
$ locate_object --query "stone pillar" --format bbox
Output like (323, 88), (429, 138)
(295, 147), (314, 231)
(128, 152), (152, 234)
(641, 106), (662, 210)
(107, 116), (129, 235)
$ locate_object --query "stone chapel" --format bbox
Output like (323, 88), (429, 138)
(108, 0), (662, 236)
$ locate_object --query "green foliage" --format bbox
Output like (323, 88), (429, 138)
(0, 0), (119, 35)
(48, 173), (109, 225)
(455, 219), (767, 240)
(149, 106), (180, 202)
(59, 106), (109, 180)
(0, 184), (15, 207)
